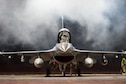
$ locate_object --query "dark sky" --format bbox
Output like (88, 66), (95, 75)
(0, 0), (126, 51)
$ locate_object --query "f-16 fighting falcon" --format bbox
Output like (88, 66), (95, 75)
(0, 19), (126, 76)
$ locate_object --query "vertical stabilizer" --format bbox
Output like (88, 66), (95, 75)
(61, 16), (64, 28)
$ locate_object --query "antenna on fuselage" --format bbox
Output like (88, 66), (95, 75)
(61, 16), (64, 28)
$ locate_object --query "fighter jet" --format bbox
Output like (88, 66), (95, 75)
(0, 24), (126, 76)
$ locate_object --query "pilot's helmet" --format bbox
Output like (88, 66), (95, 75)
(57, 28), (71, 43)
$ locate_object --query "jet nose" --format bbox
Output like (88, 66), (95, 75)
(62, 42), (69, 51)
(59, 42), (71, 52)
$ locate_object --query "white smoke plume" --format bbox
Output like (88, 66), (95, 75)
(0, 0), (126, 51)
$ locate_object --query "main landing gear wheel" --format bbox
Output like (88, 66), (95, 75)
(77, 68), (81, 76)
(46, 69), (50, 77)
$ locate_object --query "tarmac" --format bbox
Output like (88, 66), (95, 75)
(0, 74), (126, 84)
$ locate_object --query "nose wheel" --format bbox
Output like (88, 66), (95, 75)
(59, 64), (67, 76)
(62, 71), (66, 76)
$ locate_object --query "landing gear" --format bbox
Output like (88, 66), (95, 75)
(59, 64), (67, 76)
(76, 68), (81, 76)
(46, 62), (81, 77)
(70, 64), (72, 76)
(73, 63), (81, 76)
(46, 69), (50, 77)
(62, 71), (66, 76)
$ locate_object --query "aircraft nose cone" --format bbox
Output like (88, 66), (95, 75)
(62, 43), (68, 51)
(58, 42), (71, 52)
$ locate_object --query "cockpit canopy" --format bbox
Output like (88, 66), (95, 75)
(57, 28), (71, 43)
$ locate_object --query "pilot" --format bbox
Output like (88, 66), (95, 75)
(121, 57), (126, 75)
(59, 31), (70, 43)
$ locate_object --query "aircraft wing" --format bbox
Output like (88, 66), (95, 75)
(0, 48), (56, 62)
(74, 48), (126, 62)
(74, 49), (126, 54)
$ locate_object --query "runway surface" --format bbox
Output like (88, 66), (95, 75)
(0, 74), (126, 84)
